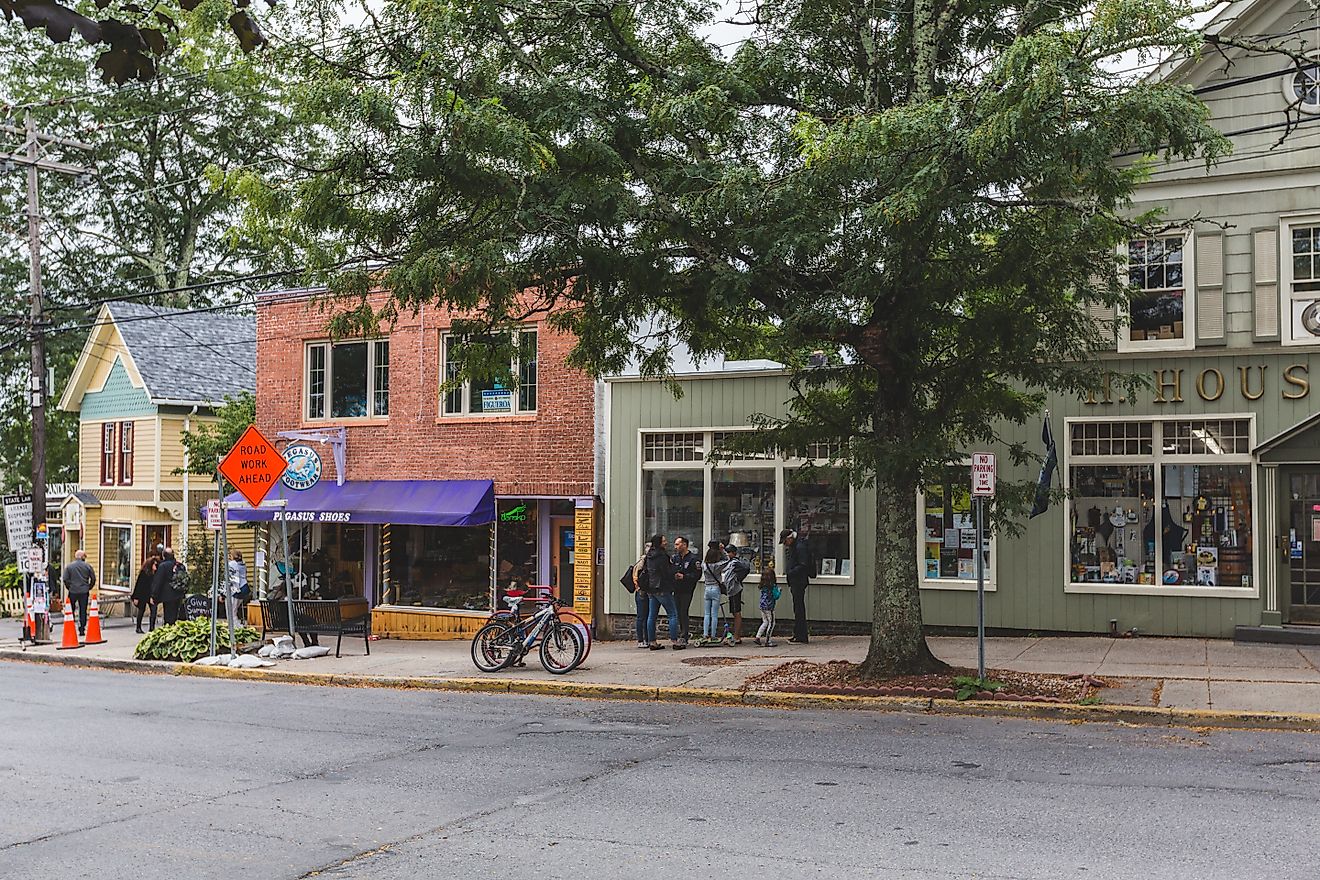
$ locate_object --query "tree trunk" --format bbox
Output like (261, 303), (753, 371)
(858, 403), (947, 678)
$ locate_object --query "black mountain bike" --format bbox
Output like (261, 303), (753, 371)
(470, 595), (586, 674)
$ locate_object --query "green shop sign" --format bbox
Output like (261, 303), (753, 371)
(500, 504), (529, 523)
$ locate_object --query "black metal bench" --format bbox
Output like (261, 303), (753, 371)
(259, 598), (371, 658)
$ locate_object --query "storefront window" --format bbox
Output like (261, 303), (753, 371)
(644, 469), (704, 544)
(1160, 465), (1252, 588)
(921, 479), (989, 582)
(713, 468), (775, 571)
(1067, 419), (1253, 590)
(307, 524), (366, 599)
(101, 524), (133, 589)
(379, 524), (491, 609)
(1070, 465), (1156, 584)
(786, 468), (851, 578)
(495, 498), (539, 607)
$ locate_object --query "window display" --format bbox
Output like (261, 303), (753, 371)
(379, 525), (491, 609)
(495, 498), (539, 608)
(101, 524), (133, 589)
(922, 480), (989, 581)
(1069, 465), (1155, 584)
(786, 468), (851, 578)
(1067, 419), (1253, 590)
(713, 468), (775, 572)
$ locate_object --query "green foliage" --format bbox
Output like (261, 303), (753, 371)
(953, 676), (1005, 701)
(179, 392), (257, 478)
(0, 564), (21, 591)
(1077, 693), (1104, 706)
(183, 529), (214, 595)
(245, 0), (1251, 672)
(133, 617), (260, 662)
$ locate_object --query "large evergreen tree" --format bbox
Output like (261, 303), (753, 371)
(247, 0), (1232, 674)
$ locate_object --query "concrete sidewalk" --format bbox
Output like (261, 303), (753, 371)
(3, 615), (1320, 716)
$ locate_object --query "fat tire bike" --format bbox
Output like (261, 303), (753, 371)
(471, 595), (586, 674)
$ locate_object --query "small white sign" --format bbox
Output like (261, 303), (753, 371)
(18, 545), (45, 574)
(971, 453), (997, 497)
(206, 499), (223, 531)
(31, 580), (48, 615)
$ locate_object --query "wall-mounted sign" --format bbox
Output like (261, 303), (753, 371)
(281, 443), (323, 491)
(1084, 363), (1310, 406)
(481, 389), (513, 413)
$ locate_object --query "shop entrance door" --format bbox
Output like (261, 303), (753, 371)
(1288, 473), (1320, 624)
(550, 517), (575, 608)
(143, 525), (170, 562)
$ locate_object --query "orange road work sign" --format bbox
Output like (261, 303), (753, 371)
(220, 425), (288, 509)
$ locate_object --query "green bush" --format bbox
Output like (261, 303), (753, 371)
(133, 618), (261, 662)
(1, 563), (21, 591)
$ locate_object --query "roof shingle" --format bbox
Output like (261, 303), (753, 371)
(106, 301), (256, 405)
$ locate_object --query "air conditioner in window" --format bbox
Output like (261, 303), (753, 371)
(1291, 299), (1320, 338)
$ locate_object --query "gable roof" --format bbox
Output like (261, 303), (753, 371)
(59, 302), (256, 412)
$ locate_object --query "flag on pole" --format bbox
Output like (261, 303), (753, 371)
(1029, 414), (1057, 519)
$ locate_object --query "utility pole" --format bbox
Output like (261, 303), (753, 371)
(2, 113), (95, 631)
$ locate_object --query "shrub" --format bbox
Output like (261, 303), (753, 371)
(1, 563), (21, 591)
(134, 618), (261, 662)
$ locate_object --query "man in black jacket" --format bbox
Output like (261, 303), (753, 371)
(780, 529), (812, 643)
(151, 548), (185, 625)
(670, 536), (699, 647)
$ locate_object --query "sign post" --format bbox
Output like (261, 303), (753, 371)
(970, 453), (997, 681)
(219, 425), (290, 646)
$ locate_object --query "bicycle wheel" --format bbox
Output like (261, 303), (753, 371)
(539, 621), (586, 674)
(472, 621), (521, 672)
(557, 609), (593, 662)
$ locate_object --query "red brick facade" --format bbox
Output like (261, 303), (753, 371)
(255, 290), (597, 497)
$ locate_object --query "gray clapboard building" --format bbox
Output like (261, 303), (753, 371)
(603, 0), (1320, 638)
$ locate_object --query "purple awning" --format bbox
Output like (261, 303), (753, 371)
(224, 480), (495, 527)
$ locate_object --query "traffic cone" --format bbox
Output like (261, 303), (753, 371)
(56, 597), (82, 650)
(20, 591), (32, 644)
(83, 592), (106, 645)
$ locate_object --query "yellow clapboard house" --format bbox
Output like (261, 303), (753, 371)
(56, 302), (256, 604)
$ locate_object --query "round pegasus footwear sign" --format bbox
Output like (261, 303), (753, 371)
(281, 443), (323, 491)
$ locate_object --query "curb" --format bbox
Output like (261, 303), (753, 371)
(4, 649), (1319, 732)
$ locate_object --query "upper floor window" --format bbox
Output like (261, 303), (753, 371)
(1286, 223), (1320, 345)
(1288, 64), (1320, 113)
(305, 339), (389, 420)
(118, 421), (134, 486)
(100, 423), (116, 485)
(441, 329), (537, 416)
(1123, 235), (1192, 351)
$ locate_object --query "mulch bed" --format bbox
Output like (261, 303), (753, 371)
(744, 660), (1108, 703)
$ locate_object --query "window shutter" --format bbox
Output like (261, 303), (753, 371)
(1253, 228), (1279, 340)
(1086, 274), (1117, 350)
(1196, 233), (1224, 344)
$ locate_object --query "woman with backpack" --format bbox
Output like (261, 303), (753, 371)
(700, 541), (726, 643)
(631, 543), (650, 648)
(151, 547), (186, 625)
(754, 562), (780, 647)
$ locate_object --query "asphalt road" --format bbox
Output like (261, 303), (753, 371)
(2, 663), (1319, 879)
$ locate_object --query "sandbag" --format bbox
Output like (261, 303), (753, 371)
(291, 645), (331, 660)
(228, 654), (276, 668)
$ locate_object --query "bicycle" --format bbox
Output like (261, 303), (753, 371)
(488, 587), (594, 662)
(471, 594), (586, 674)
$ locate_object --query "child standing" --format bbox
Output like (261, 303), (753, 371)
(701, 542), (725, 642)
(755, 563), (779, 647)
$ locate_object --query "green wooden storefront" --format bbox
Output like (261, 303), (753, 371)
(604, 351), (1320, 638)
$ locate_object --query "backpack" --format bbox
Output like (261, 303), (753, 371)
(170, 561), (189, 594)
(723, 558), (750, 596)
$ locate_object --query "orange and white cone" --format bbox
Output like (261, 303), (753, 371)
(20, 591), (33, 643)
(56, 597), (82, 650)
(84, 593), (106, 645)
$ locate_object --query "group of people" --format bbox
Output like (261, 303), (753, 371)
(627, 528), (813, 650)
(126, 547), (250, 633)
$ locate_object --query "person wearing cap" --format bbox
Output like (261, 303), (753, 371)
(723, 543), (751, 643)
(780, 529), (813, 643)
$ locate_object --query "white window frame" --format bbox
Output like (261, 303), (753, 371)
(917, 473), (997, 593)
(1281, 64), (1320, 115)
(1117, 233), (1196, 353)
(1062, 415), (1259, 598)
(440, 328), (538, 417)
(100, 523), (134, 590)
(1279, 213), (1320, 347)
(637, 427), (856, 585)
(303, 338), (389, 421)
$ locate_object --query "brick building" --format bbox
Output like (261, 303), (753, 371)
(230, 288), (603, 639)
